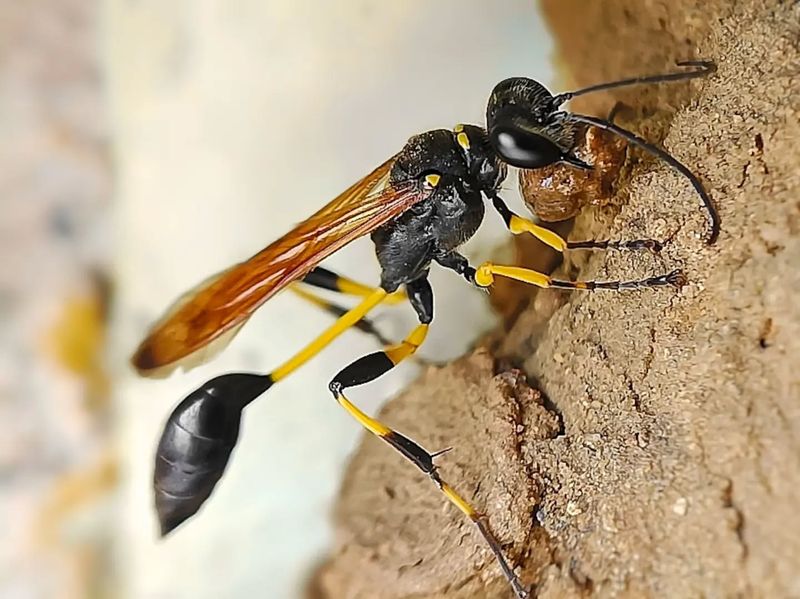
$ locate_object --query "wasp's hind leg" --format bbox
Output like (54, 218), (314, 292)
(292, 266), (429, 359)
(328, 276), (530, 599)
(290, 285), (394, 347)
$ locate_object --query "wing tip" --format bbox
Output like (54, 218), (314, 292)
(131, 342), (163, 376)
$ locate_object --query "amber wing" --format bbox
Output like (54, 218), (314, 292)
(132, 154), (424, 375)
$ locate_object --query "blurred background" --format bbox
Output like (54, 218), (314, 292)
(1, 1), (553, 597)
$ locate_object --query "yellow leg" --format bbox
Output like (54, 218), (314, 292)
(474, 261), (685, 291)
(269, 288), (387, 382)
(489, 193), (663, 253)
(508, 215), (664, 254)
(325, 277), (406, 305)
(508, 214), (567, 251)
(328, 320), (529, 598)
(384, 323), (428, 364)
(288, 285), (396, 345)
(489, 192), (567, 251)
(288, 285), (438, 366)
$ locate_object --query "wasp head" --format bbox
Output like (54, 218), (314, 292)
(486, 77), (584, 170)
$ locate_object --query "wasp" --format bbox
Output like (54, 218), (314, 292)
(132, 61), (717, 598)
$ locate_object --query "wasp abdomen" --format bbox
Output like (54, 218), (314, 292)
(153, 373), (272, 536)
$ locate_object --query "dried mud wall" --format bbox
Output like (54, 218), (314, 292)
(314, 1), (800, 597)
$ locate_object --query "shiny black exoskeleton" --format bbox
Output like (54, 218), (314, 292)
(155, 373), (271, 535)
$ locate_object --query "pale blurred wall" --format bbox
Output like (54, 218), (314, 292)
(104, 2), (553, 597)
(0, 2), (114, 598)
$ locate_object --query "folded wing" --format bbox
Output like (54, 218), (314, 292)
(132, 155), (425, 376)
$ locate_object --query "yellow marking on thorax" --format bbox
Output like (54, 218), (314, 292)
(453, 124), (470, 150)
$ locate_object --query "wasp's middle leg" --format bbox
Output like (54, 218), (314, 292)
(328, 275), (529, 598)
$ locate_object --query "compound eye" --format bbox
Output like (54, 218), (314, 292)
(489, 125), (561, 169)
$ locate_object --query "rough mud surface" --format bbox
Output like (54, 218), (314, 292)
(314, 1), (800, 597)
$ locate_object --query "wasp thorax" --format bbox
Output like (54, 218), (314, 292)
(392, 129), (470, 188)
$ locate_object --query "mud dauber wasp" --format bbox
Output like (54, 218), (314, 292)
(132, 60), (717, 598)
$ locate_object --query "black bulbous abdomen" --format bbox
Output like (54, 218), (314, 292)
(153, 373), (272, 536)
